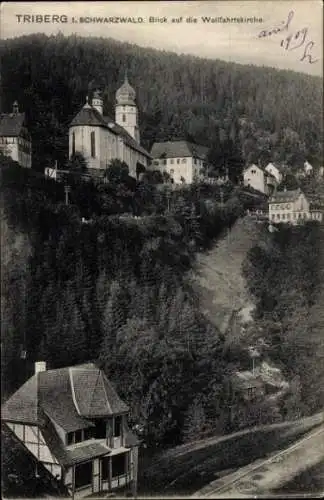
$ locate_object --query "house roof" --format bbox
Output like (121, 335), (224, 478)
(40, 414), (111, 467)
(151, 140), (209, 160)
(0, 112), (26, 137)
(265, 163), (286, 174)
(69, 103), (151, 159)
(2, 362), (129, 431)
(270, 189), (303, 203)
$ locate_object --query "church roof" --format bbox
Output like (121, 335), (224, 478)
(69, 106), (107, 128)
(69, 103), (151, 158)
(0, 112), (26, 137)
(1, 362), (129, 432)
(151, 140), (209, 160)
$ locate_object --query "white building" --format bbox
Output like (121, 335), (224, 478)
(243, 164), (277, 195)
(1, 362), (139, 498)
(265, 163), (284, 184)
(304, 161), (313, 175)
(0, 101), (32, 168)
(269, 188), (323, 224)
(150, 140), (210, 184)
(68, 75), (151, 179)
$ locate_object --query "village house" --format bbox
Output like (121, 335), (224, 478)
(150, 139), (210, 184)
(243, 164), (277, 195)
(1, 361), (139, 498)
(264, 162), (284, 184)
(68, 74), (152, 179)
(269, 188), (323, 224)
(0, 101), (32, 168)
(296, 160), (314, 179)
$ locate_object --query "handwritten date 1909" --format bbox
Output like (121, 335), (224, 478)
(258, 10), (318, 64)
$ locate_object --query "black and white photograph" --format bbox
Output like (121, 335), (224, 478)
(1, 1), (323, 498)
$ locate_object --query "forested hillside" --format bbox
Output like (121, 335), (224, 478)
(1, 155), (257, 447)
(242, 222), (324, 419)
(0, 33), (322, 172)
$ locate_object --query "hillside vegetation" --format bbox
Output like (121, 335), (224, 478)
(242, 221), (324, 418)
(1, 156), (258, 448)
(0, 33), (322, 172)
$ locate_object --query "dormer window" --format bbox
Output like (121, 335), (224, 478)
(114, 416), (122, 437)
(95, 420), (107, 439)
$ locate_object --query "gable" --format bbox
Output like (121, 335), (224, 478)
(1, 375), (42, 425)
(70, 366), (129, 418)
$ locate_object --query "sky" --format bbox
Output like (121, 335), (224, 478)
(1, 1), (323, 76)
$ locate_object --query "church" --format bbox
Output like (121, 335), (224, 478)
(69, 74), (152, 179)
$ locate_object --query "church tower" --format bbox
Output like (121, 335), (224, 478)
(115, 72), (140, 143)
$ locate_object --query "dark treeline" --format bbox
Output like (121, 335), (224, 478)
(242, 222), (324, 419)
(0, 33), (322, 172)
(1, 155), (261, 450)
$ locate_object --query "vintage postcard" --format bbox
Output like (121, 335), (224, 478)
(1, 1), (323, 499)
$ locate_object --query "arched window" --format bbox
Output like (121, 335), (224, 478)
(90, 131), (95, 158)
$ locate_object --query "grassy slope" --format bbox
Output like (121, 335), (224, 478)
(189, 216), (262, 336)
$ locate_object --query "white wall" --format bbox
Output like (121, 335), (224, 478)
(243, 166), (265, 193)
(115, 104), (139, 141)
(152, 157), (195, 184)
(0, 136), (31, 168)
(70, 125), (149, 178)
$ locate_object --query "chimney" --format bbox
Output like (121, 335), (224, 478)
(35, 361), (46, 374)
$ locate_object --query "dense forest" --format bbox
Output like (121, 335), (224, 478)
(1, 33), (323, 496)
(0, 33), (323, 174)
(242, 222), (324, 418)
(1, 155), (259, 448)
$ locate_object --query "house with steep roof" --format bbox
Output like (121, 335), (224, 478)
(69, 75), (152, 179)
(269, 188), (323, 224)
(1, 361), (139, 498)
(0, 101), (32, 168)
(150, 139), (210, 184)
(243, 164), (277, 195)
(264, 163), (285, 184)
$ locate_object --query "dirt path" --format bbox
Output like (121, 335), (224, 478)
(194, 423), (324, 497)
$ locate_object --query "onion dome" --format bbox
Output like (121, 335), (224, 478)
(116, 71), (136, 105)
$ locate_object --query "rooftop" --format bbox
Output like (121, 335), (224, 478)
(151, 140), (209, 160)
(270, 188), (302, 203)
(69, 104), (151, 158)
(1, 362), (129, 431)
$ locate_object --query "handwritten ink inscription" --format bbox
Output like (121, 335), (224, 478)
(258, 10), (319, 64)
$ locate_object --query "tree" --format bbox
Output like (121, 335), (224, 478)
(104, 159), (129, 184)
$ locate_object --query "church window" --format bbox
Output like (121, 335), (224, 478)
(90, 131), (96, 158)
(122, 114), (126, 122)
(72, 132), (75, 156)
